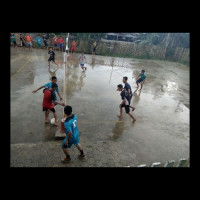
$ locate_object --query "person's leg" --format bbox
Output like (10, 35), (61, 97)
(76, 143), (85, 158)
(118, 104), (123, 118)
(44, 109), (50, 122)
(52, 110), (58, 126)
(48, 60), (50, 67)
(61, 137), (71, 162)
(129, 105), (135, 111)
(128, 112), (136, 123)
(136, 80), (139, 88)
(139, 82), (144, 91)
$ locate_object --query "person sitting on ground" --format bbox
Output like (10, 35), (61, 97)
(117, 84), (136, 123)
(42, 83), (65, 125)
(135, 69), (146, 91)
(61, 105), (85, 162)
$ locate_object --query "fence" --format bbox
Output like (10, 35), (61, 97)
(13, 33), (189, 66)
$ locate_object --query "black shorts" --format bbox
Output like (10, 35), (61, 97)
(136, 78), (144, 84)
(48, 57), (55, 62)
(93, 47), (96, 52)
(120, 104), (130, 114)
(43, 107), (55, 113)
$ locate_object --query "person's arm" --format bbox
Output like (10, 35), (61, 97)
(136, 75), (140, 80)
(64, 131), (72, 146)
(32, 86), (44, 93)
(57, 92), (62, 101)
(54, 100), (65, 106)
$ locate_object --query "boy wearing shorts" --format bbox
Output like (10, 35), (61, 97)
(20, 34), (26, 50)
(61, 105), (85, 162)
(53, 35), (58, 51)
(48, 47), (58, 67)
(25, 34), (32, 50)
(117, 84), (136, 123)
(58, 36), (64, 52)
(42, 83), (65, 125)
(136, 70), (146, 91)
(79, 51), (87, 71)
(10, 33), (17, 49)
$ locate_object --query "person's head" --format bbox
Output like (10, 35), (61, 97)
(64, 105), (72, 116)
(117, 84), (123, 91)
(141, 70), (145, 74)
(51, 76), (57, 83)
(49, 47), (53, 51)
(123, 76), (128, 83)
(51, 83), (58, 91)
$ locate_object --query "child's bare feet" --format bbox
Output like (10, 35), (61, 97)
(54, 120), (58, 126)
(117, 115), (122, 118)
(45, 119), (50, 123)
(132, 118), (136, 123)
(132, 107), (135, 111)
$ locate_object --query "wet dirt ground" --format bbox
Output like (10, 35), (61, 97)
(11, 48), (189, 165)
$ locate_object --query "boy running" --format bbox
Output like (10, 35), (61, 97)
(48, 47), (58, 67)
(25, 34), (32, 50)
(117, 84), (136, 123)
(79, 51), (87, 71)
(32, 76), (63, 104)
(53, 35), (58, 51)
(135, 70), (146, 91)
(61, 105), (85, 162)
(123, 76), (135, 111)
(42, 83), (65, 125)
(58, 36), (64, 52)
(10, 33), (17, 49)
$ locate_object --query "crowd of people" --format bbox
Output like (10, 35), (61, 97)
(10, 33), (98, 55)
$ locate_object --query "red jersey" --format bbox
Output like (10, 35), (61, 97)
(71, 41), (76, 47)
(53, 37), (58, 44)
(42, 89), (55, 109)
(58, 38), (64, 44)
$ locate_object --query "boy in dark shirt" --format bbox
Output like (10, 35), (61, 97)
(117, 84), (136, 123)
(48, 47), (58, 67)
(123, 76), (135, 111)
(20, 34), (26, 50)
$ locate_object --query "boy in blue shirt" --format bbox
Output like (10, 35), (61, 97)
(32, 76), (62, 105)
(35, 35), (42, 48)
(136, 70), (146, 91)
(61, 105), (85, 162)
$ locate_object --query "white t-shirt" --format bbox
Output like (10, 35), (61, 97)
(79, 54), (86, 64)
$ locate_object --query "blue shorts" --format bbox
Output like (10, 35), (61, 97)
(54, 43), (57, 47)
(59, 44), (63, 48)
(80, 63), (84, 67)
(136, 78), (144, 84)
(62, 136), (80, 148)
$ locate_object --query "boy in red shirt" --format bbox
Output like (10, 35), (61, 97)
(53, 35), (58, 51)
(58, 36), (64, 52)
(42, 83), (65, 125)
(71, 40), (77, 54)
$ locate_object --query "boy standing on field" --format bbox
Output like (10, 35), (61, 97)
(61, 105), (85, 162)
(79, 51), (87, 71)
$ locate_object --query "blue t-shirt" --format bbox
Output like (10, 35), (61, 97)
(124, 82), (132, 96)
(35, 37), (42, 44)
(139, 73), (146, 81)
(64, 114), (79, 140)
(42, 82), (59, 93)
